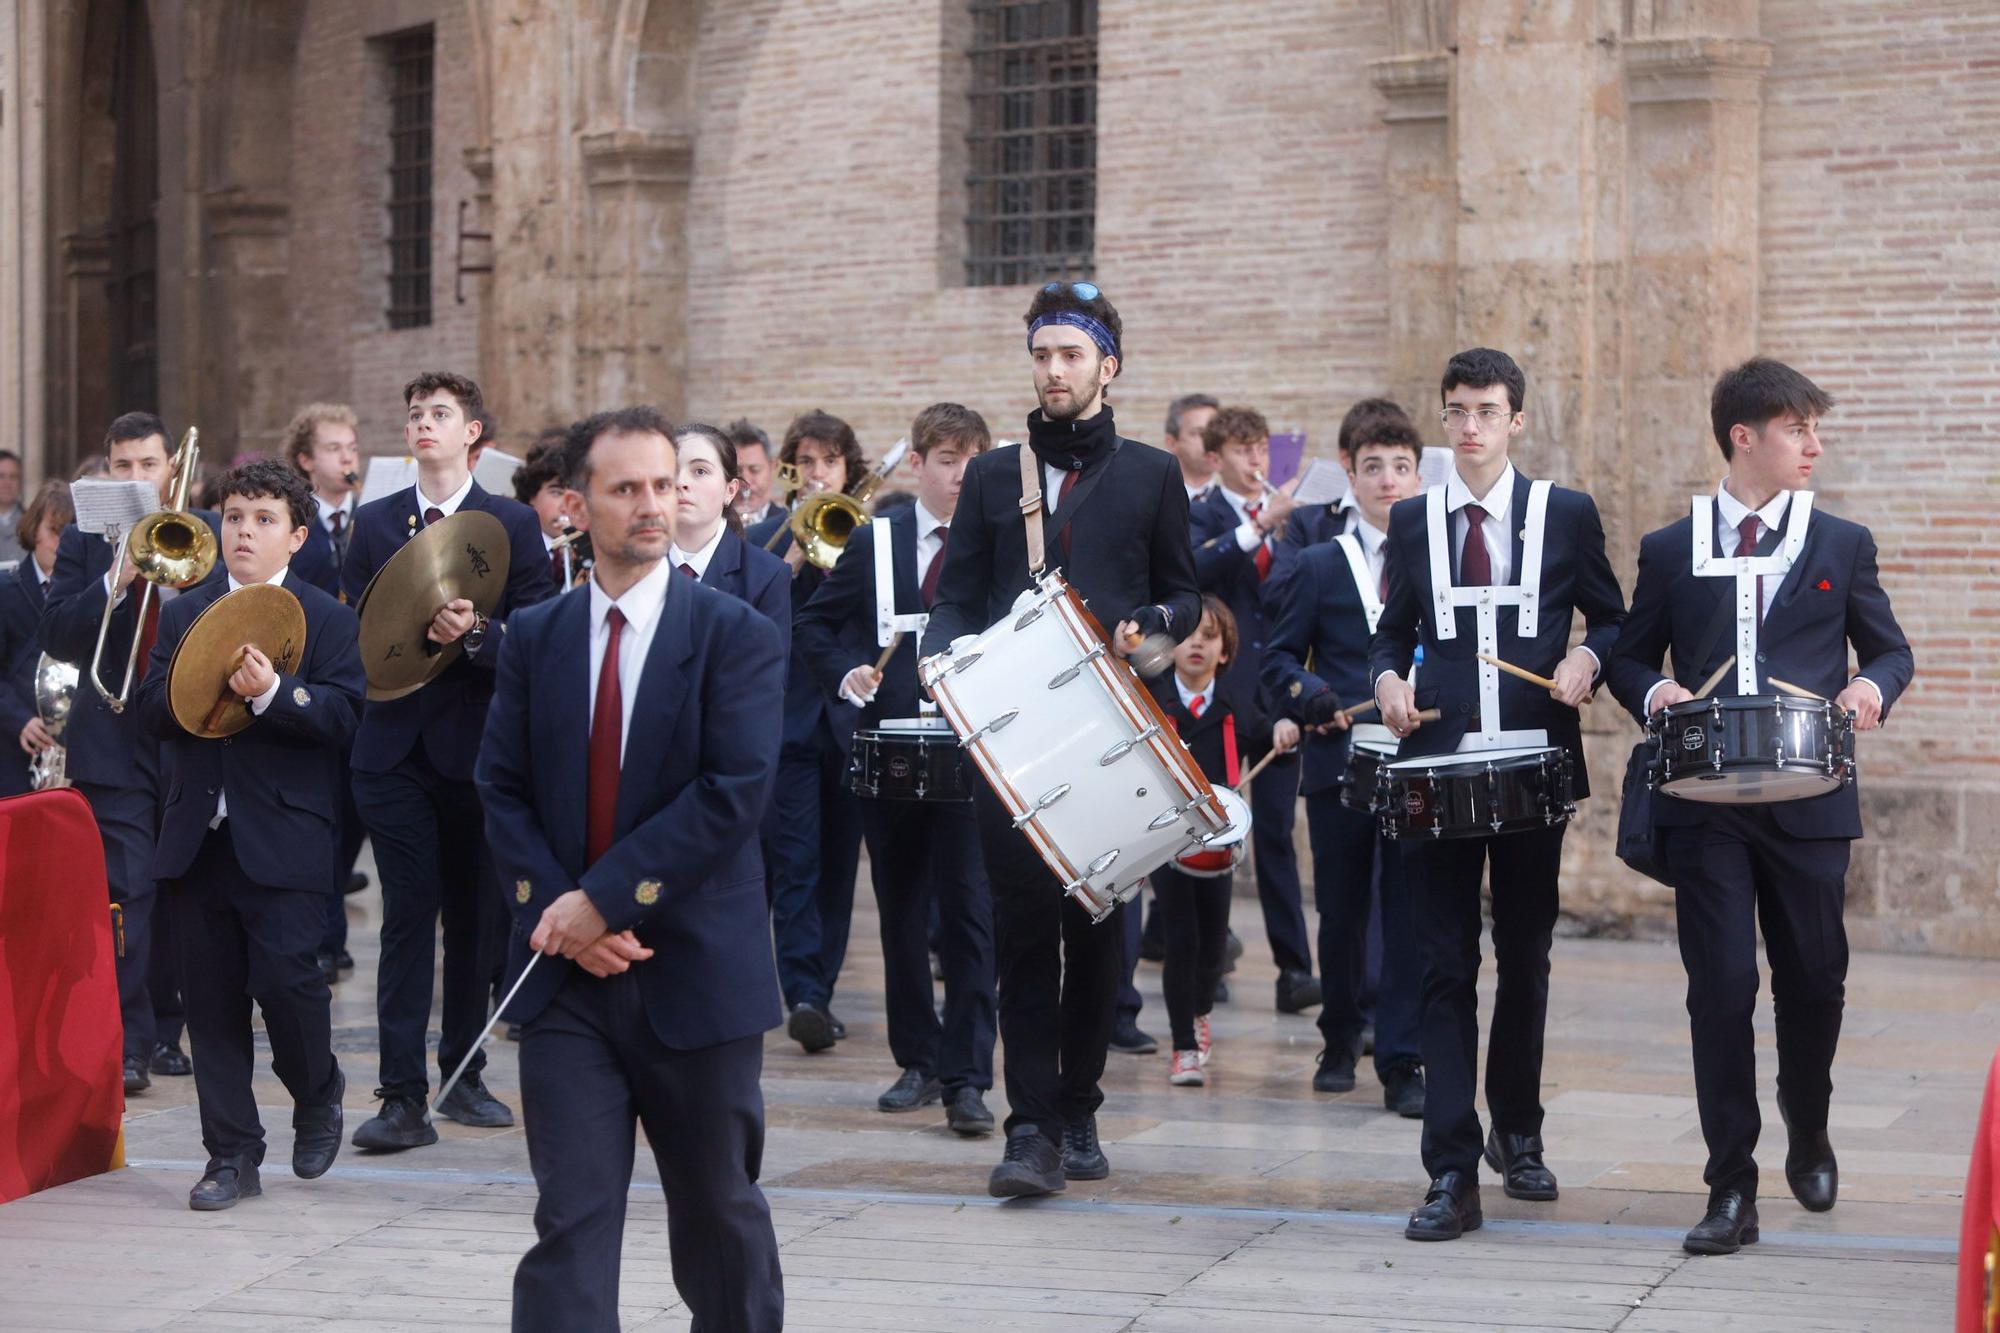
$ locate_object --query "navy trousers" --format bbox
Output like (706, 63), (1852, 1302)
(763, 724), (861, 1011)
(77, 779), (174, 1061)
(1306, 794), (1420, 1076)
(1248, 752), (1312, 976)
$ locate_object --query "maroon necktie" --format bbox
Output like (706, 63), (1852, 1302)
(586, 607), (626, 867)
(1377, 564), (1388, 604)
(678, 561), (698, 580)
(549, 549), (566, 587)
(1739, 514), (1764, 622)
(1057, 468), (1079, 557)
(1459, 504), (1491, 587)
(1247, 501), (1272, 581)
(329, 510), (349, 564)
(920, 529), (949, 608)
(424, 506), (443, 527)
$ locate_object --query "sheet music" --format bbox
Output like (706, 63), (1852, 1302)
(359, 456), (420, 507)
(1289, 457), (1349, 507)
(69, 479), (158, 536)
(1418, 446), (1454, 492)
(473, 448), (523, 496)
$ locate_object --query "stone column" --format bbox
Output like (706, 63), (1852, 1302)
(578, 129), (693, 418)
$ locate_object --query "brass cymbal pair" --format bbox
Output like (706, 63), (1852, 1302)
(166, 585), (306, 738)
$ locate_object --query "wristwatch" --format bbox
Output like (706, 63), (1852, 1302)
(463, 613), (490, 654)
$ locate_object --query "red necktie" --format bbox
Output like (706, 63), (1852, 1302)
(1459, 504), (1491, 587)
(1057, 469), (1079, 558)
(1739, 514), (1764, 622)
(678, 561), (698, 580)
(134, 596), (161, 683)
(586, 607), (626, 867)
(1189, 692), (1205, 718)
(549, 549), (567, 587)
(1247, 501), (1271, 580)
(424, 506), (444, 527)
(921, 528), (949, 608)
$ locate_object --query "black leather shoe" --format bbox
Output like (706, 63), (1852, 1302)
(1361, 1023), (1376, 1056)
(344, 872), (369, 896)
(1313, 1048), (1357, 1093)
(1779, 1096), (1838, 1212)
(1062, 1115), (1110, 1181)
(829, 1011), (848, 1041)
(1222, 928), (1243, 973)
(787, 1002), (834, 1053)
(150, 1040), (192, 1077)
(945, 1086), (995, 1136)
(1483, 1128), (1559, 1201)
(1213, 980), (1230, 1004)
(1382, 1061), (1426, 1119)
(435, 1072), (514, 1128)
(316, 952), (340, 985)
(1275, 969), (1321, 1014)
(123, 1057), (150, 1095)
(351, 1092), (438, 1151)
(189, 1159), (261, 1212)
(504, 1024), (524, 1042)
(989, 1125), (1065, 1198)
(1109, 1016), (1158, 1055)
(877, 1068), (943, 1112)
(334, 949), (355, 973)
(293, 1070), (345, 1180)
(1683, 1190), (1759, 1255)
(1405, 1170), (1482, 1240)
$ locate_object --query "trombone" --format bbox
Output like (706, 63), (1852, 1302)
(88, 427), (218, 712)
(764, 438), (910, 570)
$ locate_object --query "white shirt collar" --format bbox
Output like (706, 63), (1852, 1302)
(226, 566), (289, 594)
(33, 561), (52, 588)
(1174, 673), (1215, 713)
(589, 558), (672, 642)
(1445, 462), (1517, 521)
(1716, 478), (1789, 535)
(315, 491), (354, 527)
(667, 525), (727, 579)
(1218, 483), (1268, 523)
(913, 499), (949, 545)
(415, 472), (476, 519)
(1354, 516), (1388, 559)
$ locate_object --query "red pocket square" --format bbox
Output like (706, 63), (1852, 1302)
(1816, 579), (1832, 591)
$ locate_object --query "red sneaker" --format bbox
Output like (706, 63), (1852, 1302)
(1195, 1015), (1213, 1067)
(1168, 1049), (1205, 1086)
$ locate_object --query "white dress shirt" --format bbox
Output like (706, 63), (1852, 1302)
(1353, 516), (1389, 588)
(211, 567), (288, 826)
(315, 491), (355, 535)
(1216, 484), (1277, 553)
(587, 559), (672, 765)
(1174, 673), (1216, 717)
(1444, 462), (1516, 587)
(1185, 478), (1215, 505)
(416, 471), (476, 521)
(668, 524), (727, 582)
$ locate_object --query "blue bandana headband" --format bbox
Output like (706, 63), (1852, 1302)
(1028, 310), (1119, 363)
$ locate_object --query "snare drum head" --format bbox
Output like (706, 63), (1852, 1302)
(1349, 723), (1396, 752)
(878, 716), (954, 734)
(1203, 786), (1252, 849)
(1385, 745), (1554, 773)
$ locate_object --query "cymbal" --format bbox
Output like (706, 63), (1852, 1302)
(167, 584), (308, 738)
(357, 510), (511, 701)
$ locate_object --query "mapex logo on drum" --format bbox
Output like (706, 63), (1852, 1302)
(1403, 791), (1425, 816)
(1680, 727), (1706, 752)
(888, 758), (912, 779)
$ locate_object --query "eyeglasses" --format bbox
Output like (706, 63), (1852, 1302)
(1439, 407), (1513, 428)
(1042, 280), (1101, 301)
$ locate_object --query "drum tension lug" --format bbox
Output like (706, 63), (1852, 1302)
(960, 709), (1020, 747)
(1047, 644), (1107, 690)
(1086, 849), (1119, 876)
(1147, 807), (1185, 831)
(1099, 724), (1161, 766)
(1013, 606), (1044, 632)
(1011, 783), (1072, 828)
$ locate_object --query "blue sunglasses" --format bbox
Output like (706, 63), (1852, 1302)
(1042, 280), (1101, 301)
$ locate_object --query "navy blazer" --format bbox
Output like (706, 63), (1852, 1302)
(475, 573), (787, 1049)
(1144, 670), (1268, 788)
(1367, 474), (1626, 799)
(1191, 487), (1291, 718)
(0, 565), (49, 797)
(1266, 501), (1351, 610)
(1606, 502), (1914, 840)
(920, 438), (1201, 661)
(1263, 539), (1380, 798)
(137, 575), (364, 892)
(745, 510), (856, 752)
(794, 504), (928, 725)
(340, 482), (554, 780)
(696, 527), (792, 664)
(38, 512), (226, 790)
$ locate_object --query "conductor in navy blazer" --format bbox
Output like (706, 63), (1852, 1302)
(476, 408), (785, 1333)
(1370, 349), (1626, 1242)
(341, 372), (554, 1148)
(39, 413), (221, 1090)
(137, 460), (362, 1210)
(1605, 358), (1914, 1255)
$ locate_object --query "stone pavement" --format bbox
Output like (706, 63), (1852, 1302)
(0, 865), (1985, 1330)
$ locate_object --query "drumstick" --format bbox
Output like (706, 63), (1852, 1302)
(1692, 656), (1735, 699)
(1477, 652), (1557, 691)
(1336, 699), (1378, 724)
(873, 632), (904, 674)
(433, 951), (542, 1119)
(1237, 746), (1287, 788)
(1767, 676), (1828, 703)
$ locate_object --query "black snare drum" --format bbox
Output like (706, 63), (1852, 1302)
(848, 717), (971, 802)
(1650, 694), (1854, 804)
(1376, 746), (1575, 841)
(1339, 724), (1399, 814)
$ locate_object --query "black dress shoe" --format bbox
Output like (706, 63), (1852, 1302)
(293, 1070), (345, 1180)
(1382, 1060), (1426, 1119)
(435, 1071), (515, 1128)
(1062, 1114), (1110, 1181)
(351, 1092), (438, 1150)
(317, 952), (340, 985)
(1275, 969), (1322, 1014)
(829, 1011), (848, 1041)
(335, 949), (355, 972)
(150, 1040), (192, 1077)
(189, 1160), (261, 1212)
(1313, 1047), (1357, 1093)
(344, 872), (369, 896)
(1405, 1170), (1482, 1241)
(1213, 980), (1230, 1004)
(1483, 1128), (1559, 1201)
(945, 1086), (995, 1136)
(877, 1068), (943, 1112)
(1109, 1016), (1158, 1055)
(1361, 1023), (1375, 1056)
(1779, 1097), (1838, 1212)
(504, 1024), (524, 1042)
(988, 1125), (1065, 1198)
(787, 1002), (834, 1053)
(123, 1057), (150, 1095)
(1222, 929), (1243, 973)
(1683, 1190), (1759, 1255)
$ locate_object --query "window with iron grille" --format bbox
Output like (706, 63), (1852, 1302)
(384, 27), (434, 329)
(964, 0), (1097, 287)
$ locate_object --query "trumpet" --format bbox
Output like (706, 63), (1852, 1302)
(769, 438), (910, 570)
(88, 427), (217, 712)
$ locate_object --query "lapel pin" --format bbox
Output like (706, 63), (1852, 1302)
(1817, 579), (1831, 591)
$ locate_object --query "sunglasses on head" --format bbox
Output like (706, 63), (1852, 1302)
(1042, 280), (1101, 301)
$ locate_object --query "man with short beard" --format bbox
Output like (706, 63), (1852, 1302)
(921, 281), (1201, 1198)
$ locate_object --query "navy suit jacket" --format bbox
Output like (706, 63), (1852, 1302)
(1367, 474), (1626, 799)
(919, 438), (1201, 661)
(794, 504), (929, 725)
(696, 527), (792, 664)
(1266, 501), (1351, 611)
(340, 482), (554, 779)
(0, 565), (48, 797)
(1606, 503), (1914, 840)
(38, 512), (226, 791)
(137, 575), (364, 892)
(1191, 487), (1292, 725)
(475, 573), (787, 1048)
(1263, 539), (1379, 797)
(745, 510), (855, 751)
(291, 508), (351, 600)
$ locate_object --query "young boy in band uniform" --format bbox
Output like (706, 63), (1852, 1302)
(137, 460), (363, 1210)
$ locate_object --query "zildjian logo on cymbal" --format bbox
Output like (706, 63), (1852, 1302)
(465, 543), (490, 578)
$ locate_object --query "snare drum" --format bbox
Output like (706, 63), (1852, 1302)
(920, 572), (1231, 921)
(1376, 745), (1575, 841)
(848, 716), (971, 802)
(1650, 694), (1855, 803)
(1339, 723), (1398, 814)
(1174, 786), (1251, 877)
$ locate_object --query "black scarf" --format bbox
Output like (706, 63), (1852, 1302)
(1026, 403), (1119, 477)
